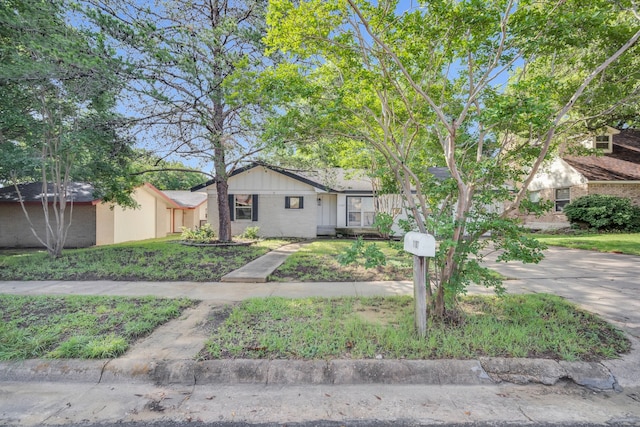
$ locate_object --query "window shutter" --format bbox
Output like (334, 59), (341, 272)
(228, 194), (234, 221)
(285, 196), (290, 209)
(252, 194), (259, 221)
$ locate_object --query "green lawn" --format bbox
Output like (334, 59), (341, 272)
(271, 239), (413, 281)
(531, 233), (640, 256)
(200, 294), (630, 362)
(0, 236), (292, 281)
(0, 237), (409, 282)
(0, 294), (195, 360)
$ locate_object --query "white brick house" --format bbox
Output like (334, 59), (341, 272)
(192, 163), (410, 238)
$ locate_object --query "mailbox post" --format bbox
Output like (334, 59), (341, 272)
(403, 232), (436, 338)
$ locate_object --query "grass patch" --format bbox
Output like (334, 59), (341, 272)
(0, 237), (293, 281)
(531, 233), (640, 255)
(0, 294), (195, 360)
(271, 239), (412, 281)
(200, 294), (630, 362)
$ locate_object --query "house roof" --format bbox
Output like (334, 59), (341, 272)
(0, 182), (97, 203)
(191, 162), (448, 193)
(294, 168), (374, 192)
(161, 190), (207, 208)
(427, 167), (451, 181)
(563, 129), (640, 181)
(191, 163), (367, 193)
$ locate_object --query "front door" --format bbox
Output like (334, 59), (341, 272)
(316, 194), (337, 235)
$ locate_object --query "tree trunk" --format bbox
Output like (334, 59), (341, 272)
(213, 139), (231, 242)
(216, 179), (231, 242)
(435, 175), (473, 318)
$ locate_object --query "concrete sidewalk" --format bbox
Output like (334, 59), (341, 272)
(0, 279), (415, 301)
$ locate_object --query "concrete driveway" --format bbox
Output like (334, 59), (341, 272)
(481, 246), (639, 337)
(480, 246), (640, 388)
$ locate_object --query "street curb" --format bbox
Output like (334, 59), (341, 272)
(0, 358), (619, 390)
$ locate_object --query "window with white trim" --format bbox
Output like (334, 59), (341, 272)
(347, 196), (375, 227)
(555, 188), (570, 212)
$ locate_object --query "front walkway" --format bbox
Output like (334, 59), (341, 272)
(220, 241), (309, 283)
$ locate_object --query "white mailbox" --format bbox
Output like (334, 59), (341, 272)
(403, 232), (436, 257)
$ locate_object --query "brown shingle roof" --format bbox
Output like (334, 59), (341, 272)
(563, 129), (640, 181)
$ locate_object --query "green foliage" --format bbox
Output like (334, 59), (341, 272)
(81, 0), (280, 241)
(271, 239), (410, 282)
(0, 295), (195, 360)
(240, 226), (261, 240)
(0, 237), (292, 282)
(201, 295), (629, 361)
(563, 195), (640, 232)
(0, 0), (137, 257)
(0, 0), (136, 201)
(264, 0), (638, 323)
(372, 212), (395, 239)
(338, 237), (387, 269)
(181, 223), (217, 243)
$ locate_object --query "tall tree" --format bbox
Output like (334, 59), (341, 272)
(0, 0), (136, 257)
(84, 0), (275, 242)
(266, 0), (639, 319)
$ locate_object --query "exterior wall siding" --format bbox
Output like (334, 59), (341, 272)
(518, 182), (640, 229)
(179, 204), (207, 230)
(205, 166), (319, 238)
(248, 194), (317, 238)
(230, 166), (315, 193)
(97, 186), (171, 245)
(0, 203), (96, 248)
(588, 183), (640, 205)
(96, 203), (115, 245)
(528, 158), (587, 191)
(173, 208), (184, 232)
(155, 195), (169, 239)
(112, 187), (158, 244)
(517, 185), (587, 228)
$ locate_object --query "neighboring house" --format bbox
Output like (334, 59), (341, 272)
(520, 127), (640, 229)
(192, 163), (413, 238)
(0, 182), (207, 248)
(162, 190), (208, 232)
(95, 183), (189, 246)
(0, 182), (100, 248)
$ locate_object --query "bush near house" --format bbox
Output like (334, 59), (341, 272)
(181, 223), (217, 243)
(563, 195), (640, 232)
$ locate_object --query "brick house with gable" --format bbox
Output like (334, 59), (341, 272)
(520, 128), (640, 229)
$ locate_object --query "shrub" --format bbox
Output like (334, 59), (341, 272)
(373, 212), (395, 239)
(241, 226), (260, 240)
(563, 194), (640, 232)
(181, 223), (217, 243)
